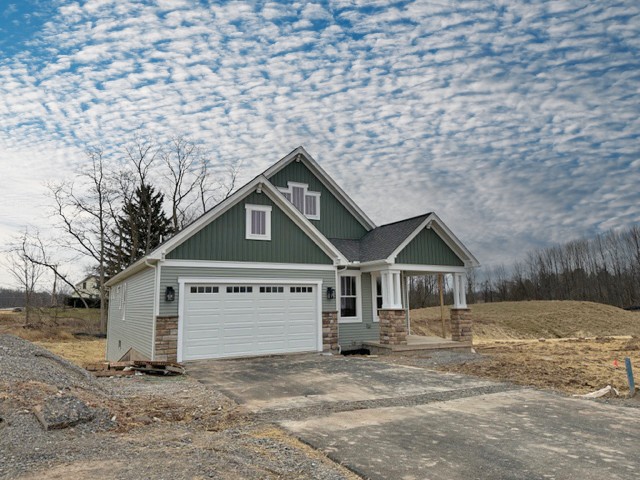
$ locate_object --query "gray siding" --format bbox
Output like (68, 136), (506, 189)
(106, 267), (156, 361)
(338, 271), (380, 349)
(159, 265), (337, 316)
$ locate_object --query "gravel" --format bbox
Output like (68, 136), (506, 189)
(0, 335), (356, 480)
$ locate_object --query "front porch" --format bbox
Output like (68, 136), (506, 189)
(363, 334), (473, 355)
(364, 265), (473, 349)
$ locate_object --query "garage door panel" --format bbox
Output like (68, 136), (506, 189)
(182, 282), (319, 360)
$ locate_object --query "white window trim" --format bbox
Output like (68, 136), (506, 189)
(338, 270), (362, 324)
(245, 204), (272, 240)
(371, 273), (382, 323)
(278, 182), (321, 220)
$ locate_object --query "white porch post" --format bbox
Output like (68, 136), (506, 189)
(381, 270), (402, 309)
(452, 273), (467, 308)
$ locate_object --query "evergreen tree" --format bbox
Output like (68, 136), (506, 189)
(106, 183), (172, 277)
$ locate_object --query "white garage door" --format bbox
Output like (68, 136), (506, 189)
(181, 282), (319, 361)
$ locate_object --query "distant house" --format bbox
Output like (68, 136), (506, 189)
(69, 275), (101, 308)
(105, 146), (479, 362)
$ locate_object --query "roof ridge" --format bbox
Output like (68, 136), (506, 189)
(375, 212), (432, 229)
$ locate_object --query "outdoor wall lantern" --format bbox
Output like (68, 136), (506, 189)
(326, 287), (335, 300)
(165, 286), (175, 302)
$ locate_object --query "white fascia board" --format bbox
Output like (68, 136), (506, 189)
(260, 179), (348, 264)
(162, 259), (336, 271)
(178, 277), (322, 286)
(392, 264), (467, 274)
(385, 213), (480, 268)
(105, 257), (158, 287)
(428, 213), (480, 267)
(262, 146), (376, 231)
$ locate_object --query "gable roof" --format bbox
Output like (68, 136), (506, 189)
(106, 174), (348, 287)
(329, 213), (480, 267)
(329, 214), (430, 263)
(262, 146), (376, 232)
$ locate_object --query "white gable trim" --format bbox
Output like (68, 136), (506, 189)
(262, 146), (376, 231)
(386, 213), (480, 267)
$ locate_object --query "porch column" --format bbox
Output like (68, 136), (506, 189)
(451, 272), (472, 343)
(452, 273), (467, 308)
(381, 270), (402, 309)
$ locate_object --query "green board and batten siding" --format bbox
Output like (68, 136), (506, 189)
(268, 161), (369, 239)
(166, 192), (332, 264)
(106, 267), (156, 361)
(396, 228), (464, 266)
(159, 266), (337, 316)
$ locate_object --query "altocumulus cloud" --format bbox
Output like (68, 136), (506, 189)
(0, 0), (639, 285)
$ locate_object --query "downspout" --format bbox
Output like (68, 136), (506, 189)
(145, 259), (158, 360)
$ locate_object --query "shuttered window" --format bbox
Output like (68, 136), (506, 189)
(278, 183), (321, 220)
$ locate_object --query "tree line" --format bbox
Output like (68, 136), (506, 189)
(477, 225), (640, 308)
(2, 136), (240, 331)
(409, 225), (640, 310)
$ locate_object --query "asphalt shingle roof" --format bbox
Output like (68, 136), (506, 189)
(329, 213), (431, 262)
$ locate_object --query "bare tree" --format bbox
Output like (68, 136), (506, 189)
(162, 136), (206, 231)
(48, 148), (116, 332)
(4, 231), (45, 326)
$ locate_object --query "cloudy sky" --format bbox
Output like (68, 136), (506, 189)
(1, 0), (639, 288)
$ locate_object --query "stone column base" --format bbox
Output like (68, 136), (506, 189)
(450, 308), (472, 342)
(379, 309), (407, 345)
(322, 311), (338, 352)
(155, 316), (178, 362)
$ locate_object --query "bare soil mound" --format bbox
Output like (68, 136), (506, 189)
(411, 300), (640, 340)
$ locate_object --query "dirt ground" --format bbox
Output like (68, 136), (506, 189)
(437, 337), (640, 396)
(411, 300), (640, 340)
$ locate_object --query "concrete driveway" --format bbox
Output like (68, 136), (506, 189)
(188, 354), (640, 480)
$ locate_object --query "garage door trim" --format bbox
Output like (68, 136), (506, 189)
(176, 277), (323, 362)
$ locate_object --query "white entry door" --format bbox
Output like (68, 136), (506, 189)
(181, 281), (319, 361)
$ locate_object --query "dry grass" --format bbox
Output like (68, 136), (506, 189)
(444, 337), (640, 396)
(410, 300), (640, 341)
(1, 308), (105, 367)
(34, 339), (106, 367)
(408, 300), (640, 395)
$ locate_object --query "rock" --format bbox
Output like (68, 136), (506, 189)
(34, 395), (96, 431)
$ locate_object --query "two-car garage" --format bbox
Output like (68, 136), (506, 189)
(179, 280), (321, 361)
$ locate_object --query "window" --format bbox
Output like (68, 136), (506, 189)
(339, 272), (361, 323)
(290, 286), (313, 293)
(190, 285), (219, 294)
(259, 286), (284, 293)
(245, 204), (272, 240)
(226, 286), (253, 293)
(371, 274), (383, 322)
(278, 182), (321, 220)
(83, 282), (87, 289)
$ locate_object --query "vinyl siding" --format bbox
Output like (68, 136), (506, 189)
(396, 228), (465, 266)
(338, 271), (379, 349)
(268, 160), (369, 239)
(106, 266), (155, 361)
(166, 192), (332, 264)
(159, 266), (337, 316)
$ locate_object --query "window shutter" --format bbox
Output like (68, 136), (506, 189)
(292, 186), (304, 212)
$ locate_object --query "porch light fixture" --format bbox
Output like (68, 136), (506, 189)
(326, 286), (335, 300)
(165, 286), (175, 302)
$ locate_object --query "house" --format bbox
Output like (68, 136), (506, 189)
(69, 275), (101, 308)
(105, 147), (479, 362)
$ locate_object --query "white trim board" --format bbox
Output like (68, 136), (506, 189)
(176, 277), (323, 362)
(162, 259), (336, 271)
